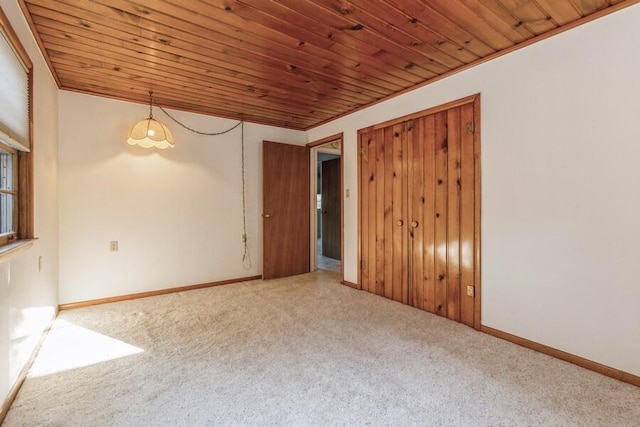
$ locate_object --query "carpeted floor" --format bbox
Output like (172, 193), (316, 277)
(317, 239), (341, 273)
(5, 271), (639, 426)
(317, 253), (341, 273)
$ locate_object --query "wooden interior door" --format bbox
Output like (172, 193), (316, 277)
(358, 96), (480, 329)
(359, 124), (408, 302)
(321, 158), (341, 260)
(263, 141), (310, 280)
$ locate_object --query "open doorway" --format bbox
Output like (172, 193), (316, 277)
(308, 134), (343, 277)
(317, 152), (341, 272)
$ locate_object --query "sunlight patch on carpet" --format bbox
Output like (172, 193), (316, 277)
(28, 319), (144, 377)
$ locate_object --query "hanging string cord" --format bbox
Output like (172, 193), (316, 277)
(156, 103), (242, 136)
(241, 121), (251, 270)
(153, 98), (250, 269)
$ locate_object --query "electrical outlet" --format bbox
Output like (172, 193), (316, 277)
(466, 285), (475, 297)
(345, 189), (350, 198)
(110, 241), (119, 252)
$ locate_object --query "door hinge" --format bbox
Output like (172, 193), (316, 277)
(360, 260), (365, 270)
(360, 147), (365, 156)
(466, 285), (475, 297)
(466, 121), (475, 134)
(407, 120), (414, 131)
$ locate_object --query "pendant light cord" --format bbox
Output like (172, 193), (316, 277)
(241, 121), (251, 270)
(153, 98), (251, 270)
(156, 103), (242, 136)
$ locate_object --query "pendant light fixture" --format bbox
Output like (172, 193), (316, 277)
(124, 92), (250, 269)
(127, 91), (175, 149)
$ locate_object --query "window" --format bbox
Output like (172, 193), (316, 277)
(0, 7), (34, 247)
(0, 146), (17, 237)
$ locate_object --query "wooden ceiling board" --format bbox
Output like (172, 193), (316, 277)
(316, 0), (477, 67)
(265, 0), (454, 74)
(414, 0), (517, 50)
(533, 0), (582, 25)
(18, 0), (640, 130)
(495, 0), (557, 35)
(571, 0), (611, 15)
(32, 15), (370, 110)
(458, 0), (535, 42)
(31, 0), (396, 98)
(213, 0), (435, 83)
(85, 2), (400, 93)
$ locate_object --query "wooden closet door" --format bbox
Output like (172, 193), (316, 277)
(407, 119), (424, 310)
(392, 123), (408, 303)
(432, 111), (450, 318)
(446, 106), (462, 322)
(359, 126), (407, 299)
(459, 102), (477, 328)
(413, 105), (476, 327)
(359, 97), (480, 330)
(418, 114), (437, 315)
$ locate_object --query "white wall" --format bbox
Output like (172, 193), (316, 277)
(4, 0), (637, 402)
(0, 0), (58, 406)
(58, 92), (306, 304)
(308, 5), (640, 377)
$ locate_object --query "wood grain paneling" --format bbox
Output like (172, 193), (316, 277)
(358, 95), (481, 328)
(433, 111), (449, 318)
(408, 118), (424, 310)
(422, 114), (437, 314)
(393, 123), (408, 303)
(383, 125), (394, 300)
(367, 129), (377, 293)
(446, 107), (462, 322)
(18, 0), (638, 130)
(460, 102), (476, 327)
(375, 127), (386, 296)
(359, 132), (370, 291)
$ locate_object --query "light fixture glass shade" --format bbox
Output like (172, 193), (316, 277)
(127, 117), (175, 149)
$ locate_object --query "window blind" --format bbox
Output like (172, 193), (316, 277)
(0, 26), (29, 151)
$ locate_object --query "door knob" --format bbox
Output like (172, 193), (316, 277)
(396, 220), (403, 226)
(263, 213), (271, 218)
(411, 221), (419, 228)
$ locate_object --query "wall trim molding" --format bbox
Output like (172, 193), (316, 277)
(1, 311), (57, 424)
(306, 132), (343, 148)
(482, 326), (640, 387)
(59, 275), (262, 310)
(341, 280), (359, 289)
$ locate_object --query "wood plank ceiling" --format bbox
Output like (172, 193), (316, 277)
(18, 0), (636, 130)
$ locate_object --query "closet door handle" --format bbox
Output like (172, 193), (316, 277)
(411, 221), (419, 228)
(396, 220), (403, 226)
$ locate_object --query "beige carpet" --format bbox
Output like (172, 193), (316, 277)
(5, 271), (639, 426)
(317, 253), (341, 273)
(317, 239), (341, 273)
